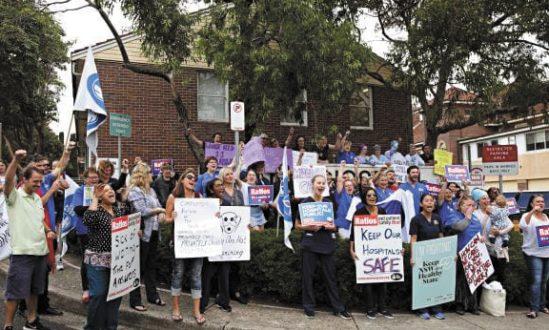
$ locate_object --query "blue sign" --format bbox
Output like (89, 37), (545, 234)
(248, 185), (274, 205)
(298, 202), (334, 226)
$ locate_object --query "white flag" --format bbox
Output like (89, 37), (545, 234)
(74, 47), (107, 157)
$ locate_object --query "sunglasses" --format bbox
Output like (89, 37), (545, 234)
(185, 175), (196, 181)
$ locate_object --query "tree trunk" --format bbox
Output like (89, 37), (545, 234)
(425, 126), (440, 150)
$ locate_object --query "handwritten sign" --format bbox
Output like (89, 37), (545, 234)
(459, 234), (494, 293)
(0, 196), (11, 261)
(205, 143), (236, 167)
(174, 198), (222, 258)
(298, 202), (334, 226)
(293, 165), (329, 198)
(445, 165), (469, 182)
(209, 206), (250, 262)
(536, 225), (549, 248)
(392, 164), (408, 183)
(292, 150), (318, 167)
(150, 159), (173, 176)
(107, 213), (141, 301)
(412, 236), (457, 310)
(248, 185), (274, 205)
(354, 214), (404, 284)
(425, 183), (442, 197)
(83, 186), (94, 206)
(434, 149), (453, 176)
(506, 197), (520, 215)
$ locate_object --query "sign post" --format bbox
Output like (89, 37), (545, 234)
(109, 113), (132, 173)
(230, 101), (245, 169)
(481, 145), (518, 191)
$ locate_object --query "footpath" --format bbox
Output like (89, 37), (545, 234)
(0, 256), (547, 330)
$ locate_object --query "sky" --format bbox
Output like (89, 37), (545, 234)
(49, 1), (390, 136)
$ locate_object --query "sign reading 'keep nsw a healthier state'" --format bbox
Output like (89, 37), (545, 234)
(109, 113), (132, 137)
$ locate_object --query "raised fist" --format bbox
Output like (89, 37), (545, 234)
(14, 150), (27, 161)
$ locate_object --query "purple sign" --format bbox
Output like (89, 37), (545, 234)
(445, 165), (469, 182)
(536, 225), (549, 248)
(151, 159), (173, 176)
(205, 142), (236, 167)
(425, 183), (442, 197)
(264, 147), (293, 173)
(242, 137), (266, 167)
(505, 197), (520, 215)
(248, 185), (274, 205)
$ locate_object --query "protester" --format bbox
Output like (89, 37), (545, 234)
(187, 128), (222, 147)
(200, 178), (233, 313)
(399, 166), (427, 215)
(335, 162), (355, 239)
(368, 144), (389, 166)
(195, 156), (218, 196)
(336, 131), (356, 164)
(420, 145), (434, 166)
(385, 168), (399, 191)
(152, 163), (176, 208)
(128, 163), (166, 311)
(349, 187), (393, 319)
(311, 134), (340, 164)
(97, 159), (129, 191)
(371, 167), (393, 202)
(82, 183), (123, 330)
(237, 168), (267, 231)
(355, 145), (369, 164)
(384, 140), (405, 165)
(165, 169), (205, 325)
(405, 144), (425, 166)
(3, 150), (55, 330)
(296, 175), (350, 320)
(409, 194), (446, 320)
(438, 180), (461, 232)
(519, 194), (549, 319)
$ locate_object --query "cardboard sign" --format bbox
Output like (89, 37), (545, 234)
(247, 185), (274, 205)
(354, 214), (404, 284)
(506, 197), (520, 215)
(204, 143), (236, 167)
(412, 236), (457, 310)
(292, 165), (329, 198)
(107, 213), (141, 301)
(298, 202), (334, 226)
(209, 206), (251, 262)
(0, 196), (11, 261)
(482, 145), (519, 176)
(434, 149), (453, 176)
(230, 101), (245, 131)
(459, 234), (494, 293)
(425, 183), (442, 197)
(173, 198), (222, 258)
(536, 225), (549, 248)
(469, 166), (485, 189)
(445, 165), (469, 182)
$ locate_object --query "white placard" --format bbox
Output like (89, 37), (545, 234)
(174, 198), (222, 258)
(459, 233), (495, 293)
(292, 150), (318, 167)
(209, 206), (250, 262)
(292, 165), (329, 198)
(108, 213), (141, 301)
(83, 186), (94, 206)
(392, 164), (408, 183)
(354, 214), (404, 284)
(0, 195), (11, 261)
(230, 101), (245, 131)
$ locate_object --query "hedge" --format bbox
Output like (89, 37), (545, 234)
(151, 228), (530, 310)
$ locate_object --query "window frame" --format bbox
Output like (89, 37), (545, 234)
(349, 86), (374, 130)
(280, 109), (308, 127)
(196, 71), (229, 123)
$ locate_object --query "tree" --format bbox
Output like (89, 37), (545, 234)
(0, 0), (68, 159)
(354, 0), (549, 147)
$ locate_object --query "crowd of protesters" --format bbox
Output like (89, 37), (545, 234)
(1, 127), (548, 330)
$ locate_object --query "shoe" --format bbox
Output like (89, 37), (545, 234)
(366, 310), (377, 320)
(379, 310), (394, 319)
(526, 311), (538, 319)
(23, 317), (50, 330)
(56, 257), (64, 271)
(434, 312), (445, 320)
(39, 307), (63, 316)
(4, 326), (14, 330)
(335, 311), (352, 320)
(419, 312), (430, 320)
(217, 304), (232, 313)
(469, 309), (481, 316)
(305, 310), (315, 319)
(456, 309), (466, 315)
(234, 292), (248, 305)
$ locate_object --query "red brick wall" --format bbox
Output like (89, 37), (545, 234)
(79, 60), (412, 172)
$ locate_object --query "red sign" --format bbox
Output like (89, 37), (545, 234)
(482, 145), (518, 163)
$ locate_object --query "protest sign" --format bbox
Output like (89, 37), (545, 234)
(150, 159), (174, 176)
(459, 234), (494, 293)
(445, 165), (469, 182)
(209, 206), (250, 262)
(298, 202), (334, 226)
(173, 198), (222, 258)
(469, 166), (485, 189)
(354, 214), (404, 284)
(434, 149), (453, 176)
(0, 196), (11, 261)
(425, 183), (442, 197)
(242, 137), (266, 167)
(107, 213), (141, 301)
(264, 148), (293, 173)
(293, 165), (329, 198)
(536, 225), (549, 248)
(83, 186), (94, 206)
(292, 150), (318, 167)
(392, 164), (408, 183)
(248, 185), (274, 205)
(205, 143), (236, 167)
(506, 197), (520, 215)
(412, 236), (457, 310)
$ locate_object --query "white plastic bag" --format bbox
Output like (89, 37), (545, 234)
(480, 282), (506, 317)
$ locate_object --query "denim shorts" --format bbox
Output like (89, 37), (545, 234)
(5, 255), (47, 300)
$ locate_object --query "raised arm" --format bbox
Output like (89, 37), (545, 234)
(336, 161), (346, 193)
(40, 179), (60, 205)
(332, 132), (343, 150)
(438, 178), (448, 206)
(284, 127), (295, 147)
(51, 142), (76, 178)
(4, 149), (26, 197)
(339, 130), (350, 151)
(186, 128), (204, 147)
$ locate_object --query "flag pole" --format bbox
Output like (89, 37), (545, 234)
(65, 111), (74, 148)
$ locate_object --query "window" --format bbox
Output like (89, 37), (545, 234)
(526, 130), (548, 151)
(197, 71), (228, 122)
(281, 110), (308, 126)
(349, 86), (373, 130)
(476, 142), (487, 158)
(508, 136), (516, 145)
(490, 140), (498, 146)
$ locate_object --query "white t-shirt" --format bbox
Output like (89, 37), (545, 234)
(520, 212), (549, 258)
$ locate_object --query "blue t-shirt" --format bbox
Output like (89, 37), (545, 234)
(40, 173), (57, 231)
(399, 181), (427, 215)
(336, 151), (356, 164)
(334, 190), (353, 230)
(194, 171), (217, 196)
(375, 187), (393, 203)
(71, 185), (88, 235)
(369, 154), (389, 166)
(455, 212), (482, 250)
(439, 200), (459, 229)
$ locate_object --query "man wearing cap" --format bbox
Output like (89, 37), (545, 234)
(405, 144), (425, 166)
(152, 163), (176, 208)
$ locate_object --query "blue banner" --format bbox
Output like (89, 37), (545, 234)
(298, 202), (334, 226)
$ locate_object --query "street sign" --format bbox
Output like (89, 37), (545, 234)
(109, 113), (132, 137)
(230, 102), (245, 131)
(482, 145), (518, 176)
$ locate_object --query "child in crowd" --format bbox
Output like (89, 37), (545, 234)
(489, 195), (510, 247)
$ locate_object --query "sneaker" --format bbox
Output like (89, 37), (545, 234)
(434, 312), (445, 320)
(366, 310), (377, 320)
(335, 311), (352, 320)
(305, 310), (315, 319)
(455, 308), (466, 315)
(419, 312), (430, 320)
(56, 257), (64, 271)
(379, 310), (394, 319)
(4, 326), (14, 330)
(23, 318), (50, 330)
(217, 304), (232, 313)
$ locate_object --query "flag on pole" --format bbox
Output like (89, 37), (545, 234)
(74, 47), (107, 157)
(377, 189), (416, 243)
(276, 147), (294, 251)
(60, 175), (80, 257)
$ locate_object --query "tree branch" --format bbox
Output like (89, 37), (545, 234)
(377, 16), (404, 44)
(44, 0), (74, 7)
(50, 4), (89, 14)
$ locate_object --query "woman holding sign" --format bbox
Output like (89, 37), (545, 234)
(409, 194), (446, 320)
(349, 187), (394, 320)
(297, 175), (351, 320)
(520, 195), (549, 319)
(165, 169), (206, 325)
(82, 184), (124, 330)
(237, 168), (267, 231)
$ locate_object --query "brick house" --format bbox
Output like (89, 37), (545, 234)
(71, 34), (412, 172)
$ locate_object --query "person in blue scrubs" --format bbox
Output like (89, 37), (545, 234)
(334, 162), (356, 239)
(399, 166), (427, 215)
(195, 156), (218, 196)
